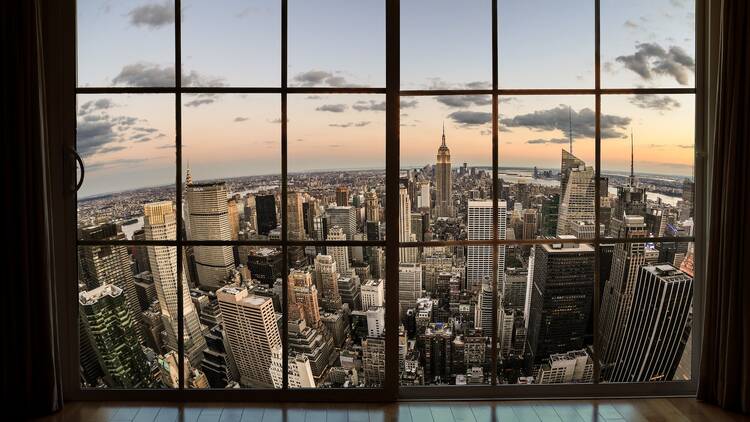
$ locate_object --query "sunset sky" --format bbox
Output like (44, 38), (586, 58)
(76, 0), (695, 198)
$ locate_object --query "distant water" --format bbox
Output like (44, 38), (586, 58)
(121, 216), (144, 240)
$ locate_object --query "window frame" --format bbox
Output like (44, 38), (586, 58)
(60, 0), (705, 401)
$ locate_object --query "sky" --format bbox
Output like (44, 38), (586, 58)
(76, 0), (695, 198)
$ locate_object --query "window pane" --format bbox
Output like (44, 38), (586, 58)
(182, 0), (280, 87)
(287, 95), (386, 241)
(78, 242), (177, 388)
(289, 0), (384, 87)
(76, 94), (175, 239)
(181, 94), (281, 242)
(401, 0), (491, 89)
(499, 96), (601, 240)
(600, 95), (694, 240)
(602, 0), (695, 88)
(521, 241), (596, 384)
(400, 95), (493, 242)
(182, 246), (283, 388)
(498, 0), (594, 88)
(398, 246), (493, 386)
(77, 0), (175, 87)
(598, 242), (694, 382)
(288, 247), (386, 388)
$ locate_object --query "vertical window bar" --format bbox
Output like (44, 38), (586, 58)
(174, 0), (185, 391)
(385, 0), (400, 400)
(490, 0), (500, 387)
(593, 0), (602, 384)
(281, 0), (289, 391)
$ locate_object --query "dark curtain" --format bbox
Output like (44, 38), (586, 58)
(697, 0), (750, 414)
(0, 0), (64, 418)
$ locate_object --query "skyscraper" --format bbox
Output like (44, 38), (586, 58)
(143, 201), (206, 366)
(606, 264), (693, 382)
(556, 151), (595, 236)
(399, 187), (418, 263)
(435, 124), (453, 218)
(288, 270), (321, 327)
(527, 239), (595, 363)
(466, 200), (507, 289)
(185, 180), (235, 289)
(336, 186), (350, 206)
(216, 286), (282, 388)
(326, 226), (350, 274)
(79, 284), (152, 388)
(326, 206), (357, 240)
(365, 189), (380, 222)
(287, 191), (306, 240)
(255, 194), (278, 236)
(314, 254), (342, 312)
(398, 263), (422, 317)
(598, 215), (648, 375)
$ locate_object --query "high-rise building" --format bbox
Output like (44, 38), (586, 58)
(536, 349), (594, 384)
(326, 226), (350, 274)
(435, 124), (453, 218)
(527, 239), (595, 363)
(185, 181), (235, 289)
(79, 224), (144, 343)
(255, 194), (278, 236)
(216, 286), (282, 388)
(336, 186), (350, 206)
(606, 264), (693, 382)
(288, 270), (321, 327)
(314, 254), (342, 312)
(246, 247), (284, 287)
(287, 319), (335, 382)
(556, 151), (595, 236)
(361, 279), (385, 309)
(143, 201), (206, 366)
(287, 191), (306, 240)
(522, 209), (538, 240)
(79, 284), (152, 388)
(598, 215), (648, 375)
(327, 206), (357, 240)
(399, 187), (418, 263)
(475, 280), (493, 331)
(366, 306), (386, 337)
(398, 263), (422, 317)
(466, 200), (507, 288)
(365, 190), (380, 222)
(157, 350), (209, 388)
(362, 336), (386, 386)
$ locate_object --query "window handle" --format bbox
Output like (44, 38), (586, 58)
(67, 146), (84, 192)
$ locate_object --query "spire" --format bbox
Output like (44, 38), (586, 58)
(441, 121), (446, 147)
(568, 105), (573, 154)
(186, 160), (192, 186)
(629, 128), (636, 186)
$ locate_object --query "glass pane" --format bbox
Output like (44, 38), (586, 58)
(598, 242), (694, 382)
(78, 242), (178, 388)
(400, 95), (493, 243)
(181, 94), (281, 242)
(78, 0), (175, 87)
(288, 247), (386, 388)
(602, 0), (695, 88)
(182, 246), (283, 389)
(600, 95), (694, 239)
(499, 0), (594, 88)
(289, 0), (384, 87)
(522, 241), (596, 384)
(401, 0), (491, 89)
(182, 0), (280, 87)
(499, 96), (603, 239)
(398, 246), (493, 386)
(287, 95), (385, 241)
(76, 94), (175, 238)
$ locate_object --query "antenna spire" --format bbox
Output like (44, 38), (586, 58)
(568, 105), (573, 154)
(630, 128), (635, 186)
(441, 121), (446, 147)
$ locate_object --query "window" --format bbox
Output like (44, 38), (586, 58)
(73, 0), (698, 398)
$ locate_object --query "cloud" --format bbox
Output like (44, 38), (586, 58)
(615, 43), (695, 85)
(426, 78), (491, 90)
(400, 99), (419, 109)
(629, 94), (681, 111)
(500, 105), (631, 139)
(128, 2), (174, 29)
(292, 70), (352, 87)
(79, 98), (115, 116)
(448, 111), (492, 126)
(526, 138), (570, 145)
(269, 118), (288, 123)
(112, 63), (225, 88)
(76, 98), (164, 157)
(316, 104), (347, 113)
(352, 100), (385, 112)
(328, 121), (371, 128)
(624, 19), (640, 29)
(436, 95), (492, 108)
(184, 96), (216, 107)
(234, 117), (249, 122)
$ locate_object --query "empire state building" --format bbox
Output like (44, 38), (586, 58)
(435, 124), (453, 218)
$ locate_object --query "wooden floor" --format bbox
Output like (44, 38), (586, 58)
(30, 399), (748, 422)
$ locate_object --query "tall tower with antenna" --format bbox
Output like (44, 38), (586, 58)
(435, 122), (453, 218)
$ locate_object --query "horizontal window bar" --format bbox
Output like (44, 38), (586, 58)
(399, 236), (695, 248)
